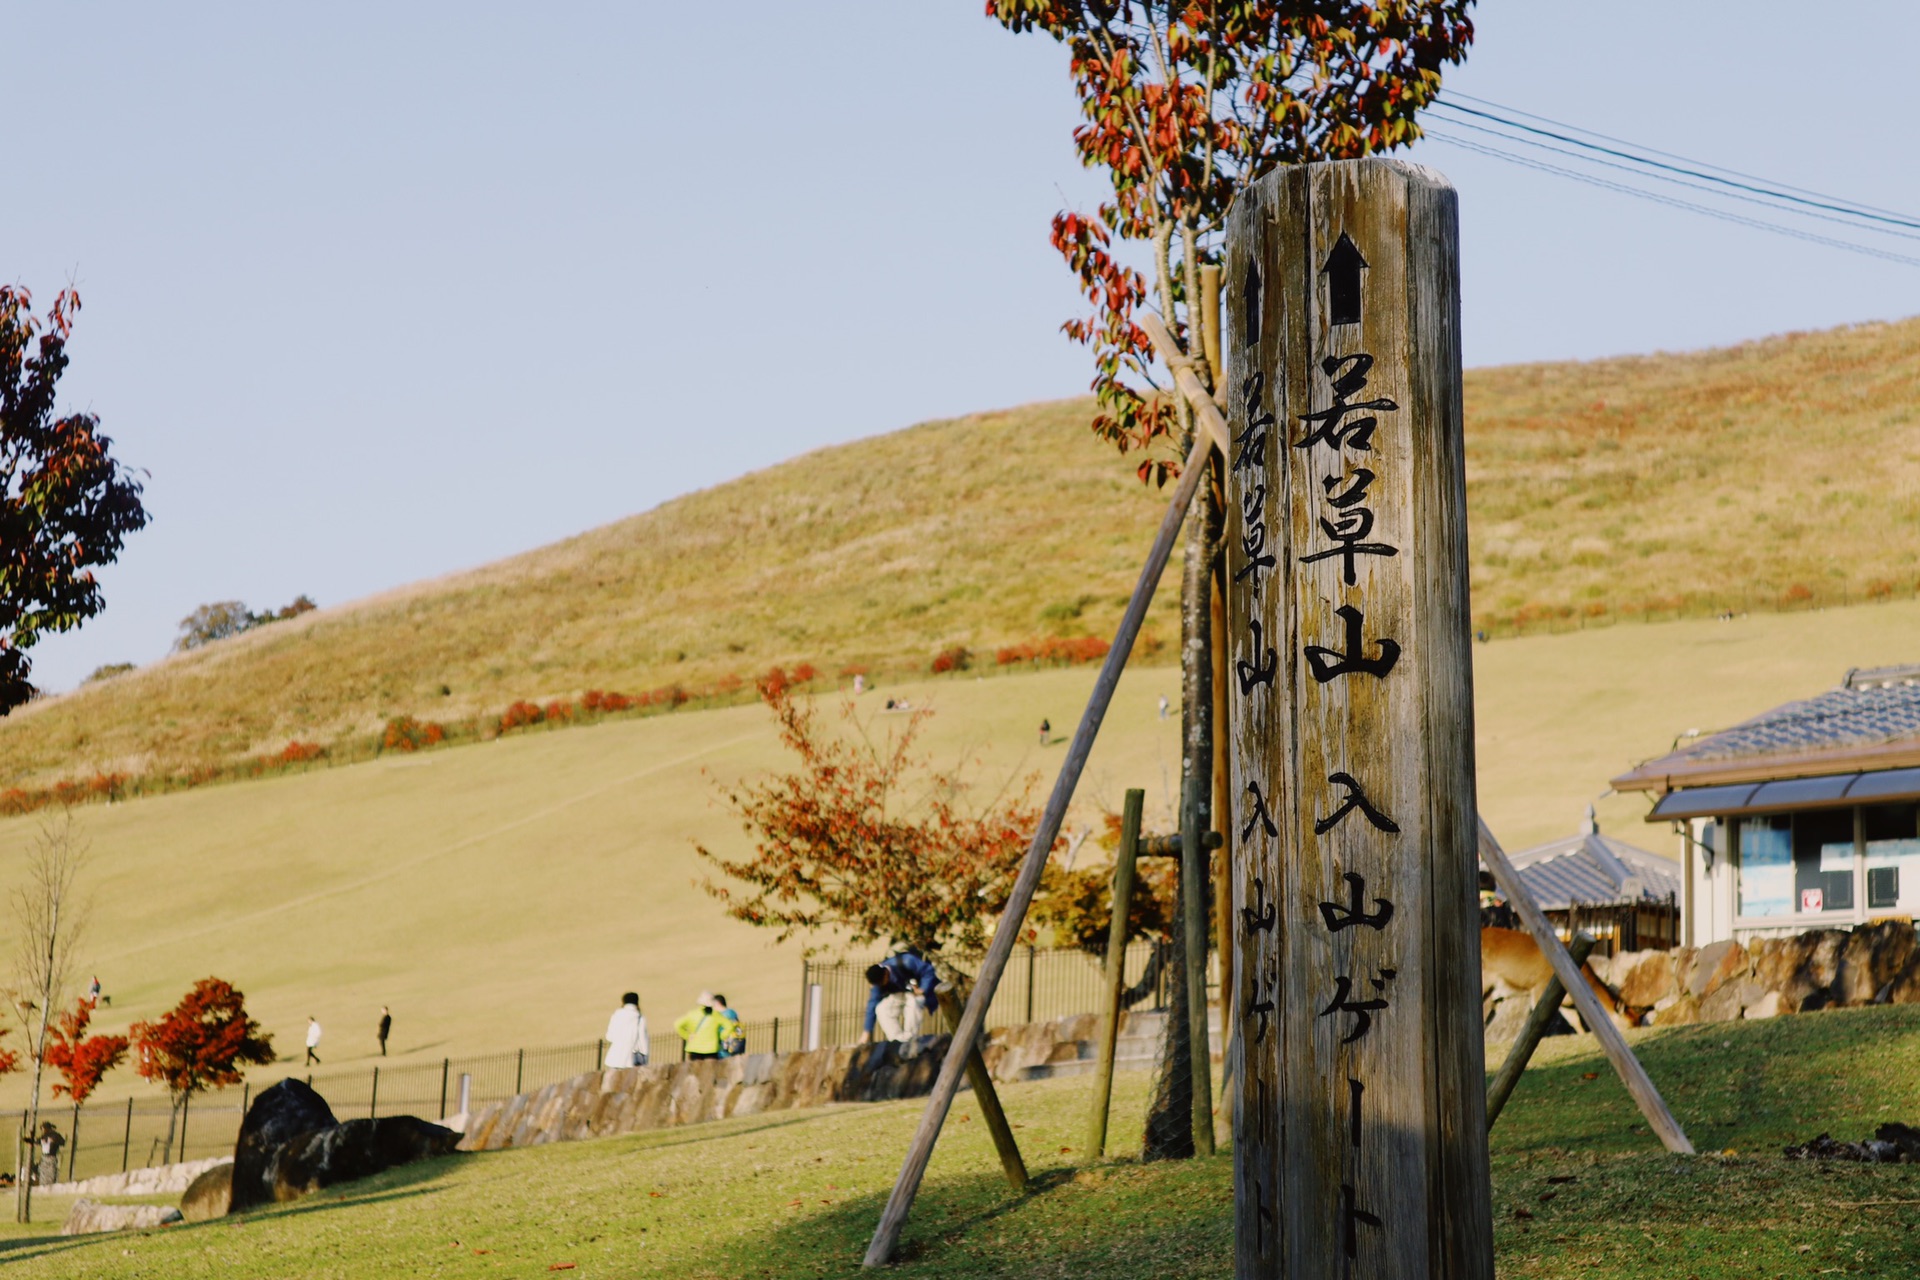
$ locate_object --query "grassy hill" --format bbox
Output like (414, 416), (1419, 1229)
(3, 1004), (1918, 1278)
(3, 314), (1919, 787)
(0, 596), (1913, 1104)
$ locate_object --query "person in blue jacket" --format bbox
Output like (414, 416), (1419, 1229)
(864, 950), (941, 1043)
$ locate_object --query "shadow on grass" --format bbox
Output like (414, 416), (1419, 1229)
(721, 1156), (1232, 1279)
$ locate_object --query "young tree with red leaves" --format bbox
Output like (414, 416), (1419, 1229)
(0, 285), (150, 714)
(43, 998), (129, 1107)
(988, 0), (1476, 1159)
(696, 672), (1042, 958)
(131, 978), (275, 1164)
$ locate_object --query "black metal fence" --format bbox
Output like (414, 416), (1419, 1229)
(1555, 895), (1682, 955)
(800, 941), (1170, 1050)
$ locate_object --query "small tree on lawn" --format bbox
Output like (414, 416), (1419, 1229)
(0, 286), (150, 714)
(44, 997), (129, 1106)
(696, 671), (1044, 964)
(8, 810), (89, 1221)
(988, 0), (1476, 1160)
(131, 978), (275, 1165)
(41, 997), (128, 1178)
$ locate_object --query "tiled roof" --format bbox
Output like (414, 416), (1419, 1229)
(1503, 827), (1680, 911)
(1666, 682), (1920, 764)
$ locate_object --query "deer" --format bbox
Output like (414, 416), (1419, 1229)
(1480, 926), (1640, 1032)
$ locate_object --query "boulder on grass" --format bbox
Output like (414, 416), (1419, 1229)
(180, 1162), (232, 1222)
(230, 1079), (338, 1213)
(61, 1199), (183, 1235)
(270, 1116), (461, 1203)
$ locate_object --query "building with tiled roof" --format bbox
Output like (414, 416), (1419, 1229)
(1503, 808), (1682, 951)
(1612, 664), (1920, 946)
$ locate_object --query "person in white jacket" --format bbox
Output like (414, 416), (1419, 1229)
(305, 1017), (323, 1066)
(604, 992), (648, 1068)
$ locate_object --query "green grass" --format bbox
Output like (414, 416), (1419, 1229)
(2, 1007), (1918, 1277)
(3, 314), (1919, 788)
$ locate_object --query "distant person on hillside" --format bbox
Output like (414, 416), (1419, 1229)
(86, 976), (101, 1006)
(305, 1017), (323, 1066)
(865, 950), (941, 1044)
(852, 674), (865, 695)
(34, 1123), (62, 1187)
(1157, 695), (1169, 720)
(605, 992), (649, 1068)
(1038, 718), (1051, 746)
(714, 995), (746, 1057)
(377, 1006), (392, 1057)
(674, 994), (724, 1061)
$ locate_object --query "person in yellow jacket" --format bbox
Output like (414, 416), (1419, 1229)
(674, 992), (724, 1060)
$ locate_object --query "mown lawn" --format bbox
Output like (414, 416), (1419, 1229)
(2, 1004), (1917, 1278)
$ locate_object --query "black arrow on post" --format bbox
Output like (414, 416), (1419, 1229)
(1321, 231), (1368, 327)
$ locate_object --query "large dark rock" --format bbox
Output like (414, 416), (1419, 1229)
(230, 1079), (337, 1212)
(269, 1116), (460, 1203)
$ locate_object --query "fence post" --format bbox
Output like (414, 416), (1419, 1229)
(439, 1060), (450, 1120)
(370, 1067), (379, 1120)
(805, 984), (823, 1051)
(240, 1083), (250, 1125)
(772, 1017), (780, 1056)
(1025, 946), (1036, 1024)
(68, 1103), (79, 1183)
(458, 1073), (471, 1120)
(122, 1097), (132, 1174)
(515, 1049), (524, 1095)
(180, 1092), (189, 1164)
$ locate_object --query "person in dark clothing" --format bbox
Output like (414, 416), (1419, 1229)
(864, 950), (941, 1042)
(377, 1005), (392, 1056)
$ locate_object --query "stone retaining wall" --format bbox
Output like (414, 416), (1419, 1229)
(459, 1009), (1152, 1154)
(46, 1154), (231, 1198)
(1601, 918), (1920, 1025)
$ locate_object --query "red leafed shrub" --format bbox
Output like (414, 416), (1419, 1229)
(791, 663), (817, 684)
(382, 716), (446, 752)
(542, 699), (573, 723)
(994, 636), (1109, 668)
(839, 663), (869, 678)
(44, 998), (127, 1104)
(499, 700), (544, 732)
(274, 741), (325, 765)
(757, 666), (791, 699)
(582, 689), (635, 713)
(1784, 583), (1814, 603)
(715, 673), (744, 695)
(931, 645), (971, 675)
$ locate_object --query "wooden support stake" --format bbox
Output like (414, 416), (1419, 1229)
(1477, 819), (1694, 1154)
(1484, 931), (1596, 1129)
(1181, 769), (1216, 1156)
(963, 1046), (1027, 1192)
(863, 424), (1217, 1269)
(1088, 789), (1145, 1158)
(1223, 158), (1492, 1278)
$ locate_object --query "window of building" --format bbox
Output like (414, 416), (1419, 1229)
(1793, 808), (1855, 913)
(1864, 803), (1920, 913)
(1737, 815), (1793, 917)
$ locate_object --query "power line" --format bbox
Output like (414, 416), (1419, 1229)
(1442, 90), (1920, 225)
(1427, 113), (1920, 245)
(1430, 99), (1920, 234)
(1422, 130), (1920, 270)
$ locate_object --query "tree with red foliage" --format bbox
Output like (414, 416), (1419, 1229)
(132, 978), (274, 1161)
(986, 1), (1474, 477)
(0, 286), (150, 714)
(696, 674), (1044, 957)
(42, 998), (127, 1106)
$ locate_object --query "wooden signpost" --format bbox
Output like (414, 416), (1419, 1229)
(1221, 158), (1493, 1278)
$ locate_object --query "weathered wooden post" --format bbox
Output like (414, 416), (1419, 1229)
(1086, 788), (1145, 1158)
(1222, 157), (1493, 1278)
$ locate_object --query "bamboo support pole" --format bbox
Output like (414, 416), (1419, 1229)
(1086, 789), (1145, 1158)
(863, 417), (1218, 1268)
(1484, 931), (1595, 1128)
(1477, 819), (1693, 1153)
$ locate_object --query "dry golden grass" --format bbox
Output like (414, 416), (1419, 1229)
(1, 314), (1916, 788)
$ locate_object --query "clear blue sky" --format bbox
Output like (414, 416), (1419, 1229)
(7, 3), (1918, 693)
